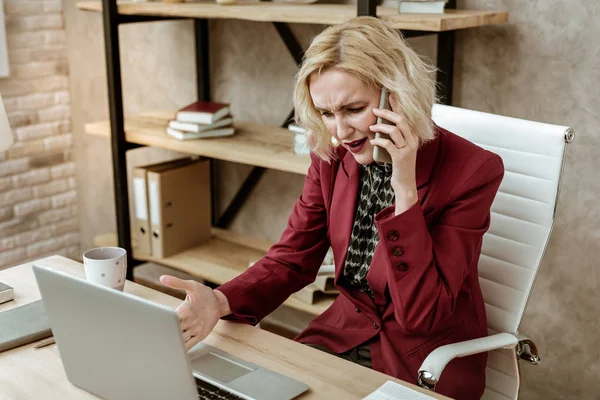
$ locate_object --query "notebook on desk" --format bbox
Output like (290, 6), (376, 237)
(0, 300), (52, 353)
(32, 264), (308, 400)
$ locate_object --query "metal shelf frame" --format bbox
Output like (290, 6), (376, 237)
(99, 0), (456, 281)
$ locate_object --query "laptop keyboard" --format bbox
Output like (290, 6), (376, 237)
(195, 377), (244, 400)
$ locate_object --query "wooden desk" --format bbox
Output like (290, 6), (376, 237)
(0, 256), (448, 399)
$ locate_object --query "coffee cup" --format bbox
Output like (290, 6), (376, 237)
(83, 247), (127, 291)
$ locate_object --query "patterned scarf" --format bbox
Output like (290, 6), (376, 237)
(342, 162), (395, 295)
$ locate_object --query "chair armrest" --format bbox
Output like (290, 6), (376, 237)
(417, 333), (519, 391)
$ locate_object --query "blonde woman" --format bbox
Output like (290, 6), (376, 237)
(162, 16), (503, 400)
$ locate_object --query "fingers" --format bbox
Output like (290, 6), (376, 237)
(185, 334), (203, 351)
(179, 317), (196, 348)
(369, 123), (407, 149)
(179, 318), (193, 333)
(372, 107), (416, 148)
(181, 324), (204, 351)
(181, 330), (196, 351)
(179, 315), (194, 341)
(159, 275), (197, 292)
(370, 137), (399, 154)
(373, 105), (406, 128)
(176, 302), (195, 328)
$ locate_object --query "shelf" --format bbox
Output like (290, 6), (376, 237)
(133, 227), (335, 316)
(85, 110), (310, 175)
(77, 1), (508, 32)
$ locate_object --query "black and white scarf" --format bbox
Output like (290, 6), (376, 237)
(342, 163), (395, 295)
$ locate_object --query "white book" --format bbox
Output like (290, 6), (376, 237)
(168, 117), (233, 133)
(166, 126), (235, 140)
(398, 0), (447, 13)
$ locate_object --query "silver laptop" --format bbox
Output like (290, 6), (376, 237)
(32, 264), (308, 400)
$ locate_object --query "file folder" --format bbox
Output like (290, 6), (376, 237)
(132, 157), (199, 257)
(147, 158), (211, 258)
(132, 168), (152, 257)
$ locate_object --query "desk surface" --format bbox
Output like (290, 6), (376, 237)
(0, 256), (448, 399)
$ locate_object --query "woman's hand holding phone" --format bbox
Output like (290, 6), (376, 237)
(372, 89), (395, 164)
(370, 90), (419, 215)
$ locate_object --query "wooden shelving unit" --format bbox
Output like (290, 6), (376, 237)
(77, 1), (508, 32)
(85, 112), (322, 314)
(85, 110), (310, 175)
(76, 0), (508, 320)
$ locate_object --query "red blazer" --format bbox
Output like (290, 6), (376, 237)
(218, 125), (504, 400)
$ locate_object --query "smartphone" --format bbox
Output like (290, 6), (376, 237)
(372, 88), (395, 164)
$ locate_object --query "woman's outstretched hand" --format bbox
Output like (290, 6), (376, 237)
(159, 275), (231, 350)
(369, 94), (419, 215)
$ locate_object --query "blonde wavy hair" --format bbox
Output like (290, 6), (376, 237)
(293, 16), (438, 161)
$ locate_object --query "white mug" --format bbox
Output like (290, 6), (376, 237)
(83, 247), (127, 291)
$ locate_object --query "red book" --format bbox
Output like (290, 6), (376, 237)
(175, 101), (230, 125)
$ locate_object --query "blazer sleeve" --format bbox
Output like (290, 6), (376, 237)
(216, 153), (331, 325)
(373, 153), (504, 335)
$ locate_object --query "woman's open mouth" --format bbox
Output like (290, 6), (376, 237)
(345, 138), (367, 153)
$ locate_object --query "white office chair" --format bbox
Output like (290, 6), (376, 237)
(416, 105), (574, 399)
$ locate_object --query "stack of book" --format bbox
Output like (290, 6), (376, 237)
(398, 0), (447, 13)
(287, 123), (310, 155)
(166, 101), (235, 140)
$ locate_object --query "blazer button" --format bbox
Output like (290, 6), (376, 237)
(387, 230), (399, 241)
(396, 262), (408, 272)
(373, 322), (379, 329)
(355, 307), (361, 313)
(392, 246), (404, 256)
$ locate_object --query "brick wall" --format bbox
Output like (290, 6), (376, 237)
(0, 0), (79, 270)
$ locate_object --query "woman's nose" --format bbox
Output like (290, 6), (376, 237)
(335, 118), (353, 140)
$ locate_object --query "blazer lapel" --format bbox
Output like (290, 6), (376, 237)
(330, 153), (382, 314)
(330, 151), (360, 288)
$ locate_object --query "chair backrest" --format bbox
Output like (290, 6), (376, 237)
(431, 104), (573, 400)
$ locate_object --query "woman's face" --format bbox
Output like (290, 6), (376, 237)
(309, 68), (381, 165)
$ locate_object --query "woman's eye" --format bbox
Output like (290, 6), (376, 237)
(321, 111), (333, 117)
(348, 107), (365, 113)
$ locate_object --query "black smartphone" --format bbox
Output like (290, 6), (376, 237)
(372, 88), (394, 164)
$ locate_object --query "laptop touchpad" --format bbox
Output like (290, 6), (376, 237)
(191, 352), (253, 383)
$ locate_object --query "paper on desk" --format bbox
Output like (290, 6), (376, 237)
(362, 380), (436, 400)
